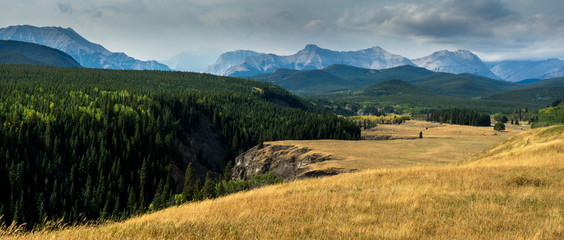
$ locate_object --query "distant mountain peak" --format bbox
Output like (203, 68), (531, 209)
(211, 44), (414, 77)
(304, 44), (320, 50)
(413, 49), (499, 79)
(0, 25), (169, 70)
(368, 46), (385, 51)
(491, 59), (564, 82)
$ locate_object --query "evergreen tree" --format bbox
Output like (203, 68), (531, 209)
(182, 163), (195, 202)
(201, 172), (215, 199)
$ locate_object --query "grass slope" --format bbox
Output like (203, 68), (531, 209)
(6, 124), (562, 239)
(0, 40), (81, 67)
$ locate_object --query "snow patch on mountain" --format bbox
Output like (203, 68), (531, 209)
(491, 59), (564, 82)
(412, 50), (500, 79)
(219, 44), (415, 77)
(204, 50), (263, 76)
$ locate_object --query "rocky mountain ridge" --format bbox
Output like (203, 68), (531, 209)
(0, 25), (169, 70)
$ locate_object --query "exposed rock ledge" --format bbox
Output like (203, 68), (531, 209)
(233, 143), (354, 181)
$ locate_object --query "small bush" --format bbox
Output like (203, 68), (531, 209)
(506, 176), (546, 187)
(494, 122), (505, 131)
(248, 174), (282, 189)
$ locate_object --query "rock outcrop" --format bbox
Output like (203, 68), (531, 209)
(233, 143), (353, 181)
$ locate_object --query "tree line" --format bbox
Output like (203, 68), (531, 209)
(425, 108), (491, 126)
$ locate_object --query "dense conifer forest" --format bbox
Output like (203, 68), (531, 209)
(425, 108), (491, 126)
(0, 64), (360, 228)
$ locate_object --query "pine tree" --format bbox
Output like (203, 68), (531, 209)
(223, 161), (234, 181)
(201, 172), (215, 199)
(182, 163), (195, 202)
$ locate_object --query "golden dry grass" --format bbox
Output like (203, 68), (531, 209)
(3, 124), (562, 240)
(271, 121), (524, 172)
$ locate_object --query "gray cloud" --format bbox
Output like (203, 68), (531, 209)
(0, 0), (563, 62)
(57, 2), (73, 14)
(337, 0), (563, 44)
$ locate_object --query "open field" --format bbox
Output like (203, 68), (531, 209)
(3, 123), (562, 240)
(269, 120), (525, 172)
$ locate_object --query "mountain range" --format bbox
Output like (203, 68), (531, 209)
(210, 44), (415, 77)
(1, 25), (562, 81)
(0, 25), (169, 70)
(203, 45), (564, 82)
(490, 59), (564, 82)
(0, 40), (81, 67)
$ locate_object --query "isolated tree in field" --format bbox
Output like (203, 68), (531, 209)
(182, 163), (195, 202)
(494, 122), (506, 131)
(419, 131), (423, 139)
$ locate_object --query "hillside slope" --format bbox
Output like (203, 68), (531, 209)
(468, 125), (564, 167)
(0, 40), (80, 67)
(9, 125), (563, 239)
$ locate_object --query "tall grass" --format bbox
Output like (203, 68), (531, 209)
(3, 126), (563, 239)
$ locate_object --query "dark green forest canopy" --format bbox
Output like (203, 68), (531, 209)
(0, 64), (360, 228)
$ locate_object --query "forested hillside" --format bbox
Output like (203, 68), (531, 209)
(0, 40), (81, 68)
(531, 99), (564, 128)
(0, 64), (360, 228)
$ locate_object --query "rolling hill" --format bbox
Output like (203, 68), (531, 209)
(0, 40), (81, 67)
(483, 86), (564, 108)
(248, 64), (518, 98)
(246, 63), (563, 114)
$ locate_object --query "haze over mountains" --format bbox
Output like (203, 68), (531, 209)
(202, 45), (564, 82)
(0, 25), (169, 70)
(412, 50), (500, 80)
(208, 44), (415, 77)
(490, 59), (564, 82)
(0, 25), (562, 82)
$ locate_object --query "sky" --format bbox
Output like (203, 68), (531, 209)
(1, 0), (564, 68)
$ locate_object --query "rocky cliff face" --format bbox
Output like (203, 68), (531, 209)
(233, 143), (353, 181)
(170, 115), (227, 191)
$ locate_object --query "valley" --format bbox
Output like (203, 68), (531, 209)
(4, 122), (561, 239)
(2, 0), (564, 238)
(235, 121), (524, 180)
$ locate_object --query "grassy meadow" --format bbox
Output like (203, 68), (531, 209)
(271, 120), (526, 172)
(2, 123), (562, 239)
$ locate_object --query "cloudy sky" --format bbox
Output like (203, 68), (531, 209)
(1, 0), (563, 67)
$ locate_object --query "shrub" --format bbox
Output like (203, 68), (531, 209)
(494, 122), (506, 131)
